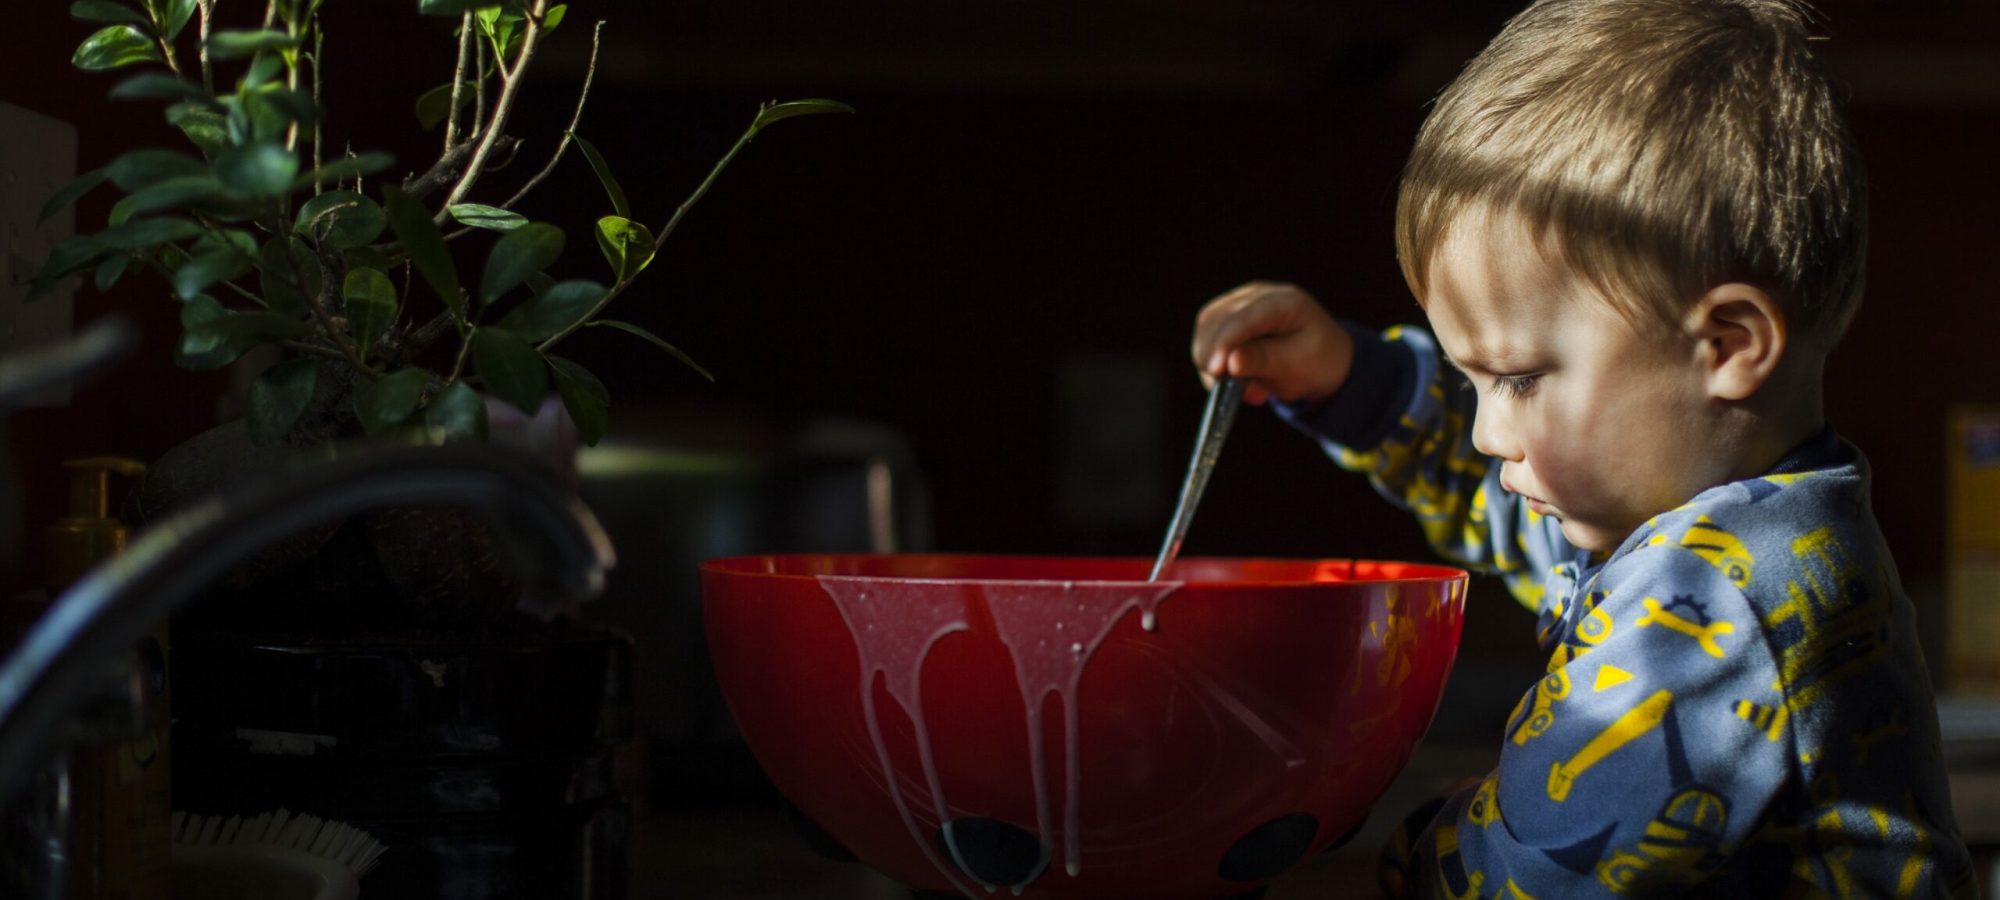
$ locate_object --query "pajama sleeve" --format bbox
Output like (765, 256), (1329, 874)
(1272, 322), (1575, 615)
(1406, 543), (1792, 897)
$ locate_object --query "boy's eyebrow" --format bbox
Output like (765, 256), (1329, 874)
(1441, 346), (1534, 376)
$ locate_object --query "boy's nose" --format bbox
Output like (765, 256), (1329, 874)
(1471, 400), (1523, 462)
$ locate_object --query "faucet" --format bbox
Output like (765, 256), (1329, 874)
(0, 438), (616, 896)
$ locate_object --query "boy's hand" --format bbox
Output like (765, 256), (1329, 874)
(1190, 281), (1354, 407)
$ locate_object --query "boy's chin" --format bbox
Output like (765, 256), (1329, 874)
(1557, 518), (1628, 554)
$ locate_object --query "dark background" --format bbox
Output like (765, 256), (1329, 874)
(3, 0), (1996, 680)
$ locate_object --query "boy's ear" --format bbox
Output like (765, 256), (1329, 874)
(1688, 282), (1786, 402)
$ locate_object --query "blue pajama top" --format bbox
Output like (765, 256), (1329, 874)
(1273, 323), (1975, 898)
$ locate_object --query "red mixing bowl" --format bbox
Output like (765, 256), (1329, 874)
(700, 554), (1468, 899)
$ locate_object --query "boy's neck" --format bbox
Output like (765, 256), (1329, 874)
(1724, 353), (1828, 483)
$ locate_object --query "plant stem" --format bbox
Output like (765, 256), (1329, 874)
(445, 13), (473, 153)
(280, 339), (347, 362)
(438, 0), (549, 217)
(197, 0), (215, 90)
(311, 16), (323, 192)
(492, 20), (602, 211)
(536, 105), (767, 353)
(155, 35), (184, 78)
(652, 105), (763, 253)
(447, 325), (476, 382)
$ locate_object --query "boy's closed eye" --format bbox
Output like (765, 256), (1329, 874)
(1489, 373), (1543, 398)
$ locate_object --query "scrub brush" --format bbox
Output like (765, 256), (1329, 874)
(172, 808), (387, 900)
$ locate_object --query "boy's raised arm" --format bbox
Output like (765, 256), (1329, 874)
(1191, 282), (1571, 612)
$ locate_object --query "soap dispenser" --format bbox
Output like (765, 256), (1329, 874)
(49, 457), (170, 900)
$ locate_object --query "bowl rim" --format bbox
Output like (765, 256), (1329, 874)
(698, 552), (1470, 588)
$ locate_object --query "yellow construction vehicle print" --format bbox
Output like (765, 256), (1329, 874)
(1635, 596), (1735, 658)
(1511, 667), (1572, 746)
(1677, 515), (1755, 587)
(1594, 664), (1635, 692)
(1466, 775), (1503, 828)
(1731, 699), (1789, 742)
(1548, 690), (1673, 802)
(1594, 787), (1731, 893)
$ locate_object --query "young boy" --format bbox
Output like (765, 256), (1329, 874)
(1191, 0), (1975, 895)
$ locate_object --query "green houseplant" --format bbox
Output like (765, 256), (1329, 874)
(32, 0), (849, 451)
(21, 4), (851, 896)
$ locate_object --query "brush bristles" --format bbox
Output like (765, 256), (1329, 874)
(172, 808), (387, 878)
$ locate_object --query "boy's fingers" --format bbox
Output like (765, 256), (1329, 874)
(1192, 281), (1298, 375)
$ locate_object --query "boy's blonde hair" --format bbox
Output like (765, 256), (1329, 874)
(1395, 0), (1866, 341)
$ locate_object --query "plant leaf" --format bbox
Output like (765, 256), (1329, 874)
(292, 151), (394, 190)
(593, 215), (654, 282)
(245, 358), (317, 446)
(569, 132), (629, 218)
(38, 169), (108, 224)
(590, 319), (713, 382)
(205, 29), (297, 60)
(147, 0), (196, 40)
(470, 326), (548, 414)
(173, 294), (230, 369)
(748, 98), (855, 139)
(172, 248), (250, 300)
(254, 87), (320, 126)
(105, 148), (206, 191)
(242, 55), (285, 89)
(447, 202), (526, 232)
(93, 254), (132, 292)
(96, 215), (205, 248)
(479, 221), (563, 306)
(497, 279), (604, 342)
(342, 266), (398, 361)
(423, 380), (488, 442)
(414, 81), (475, 130)
(108, 72), (210, 102)
(28, 236), (108, 301)
(546, 354), (606, 446)
(73, 25), (161, 71)
(71, 1), (148, 26)
(296, 190), (386, 248)
(544, 4), (567, 32)
(382, 185), (461, 320)
(109, 175), (224, 222)
(165, 102), (229, 155)
(178, 308), (308, 370)
(215, 141), (299, 197)
(355, 367), (431, 433)
(259, 235), (319, 317)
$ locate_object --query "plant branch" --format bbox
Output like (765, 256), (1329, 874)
(154, 34), (184, 78)
(280, 339), (347, 362)
(445, 12), (473, 152)
(438, 0), (549, 216)
(536, 105), (769, 353)
(494, 20), (602, 212)
(447, 326), (475, 382)
(652, 105), (765, 253)
(471, 39), (487, 140)
(277, 224), (376, 376)
(402, 138), (487, 201)
(311, 16), (323, 190)
(197, 0), (215, 90)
